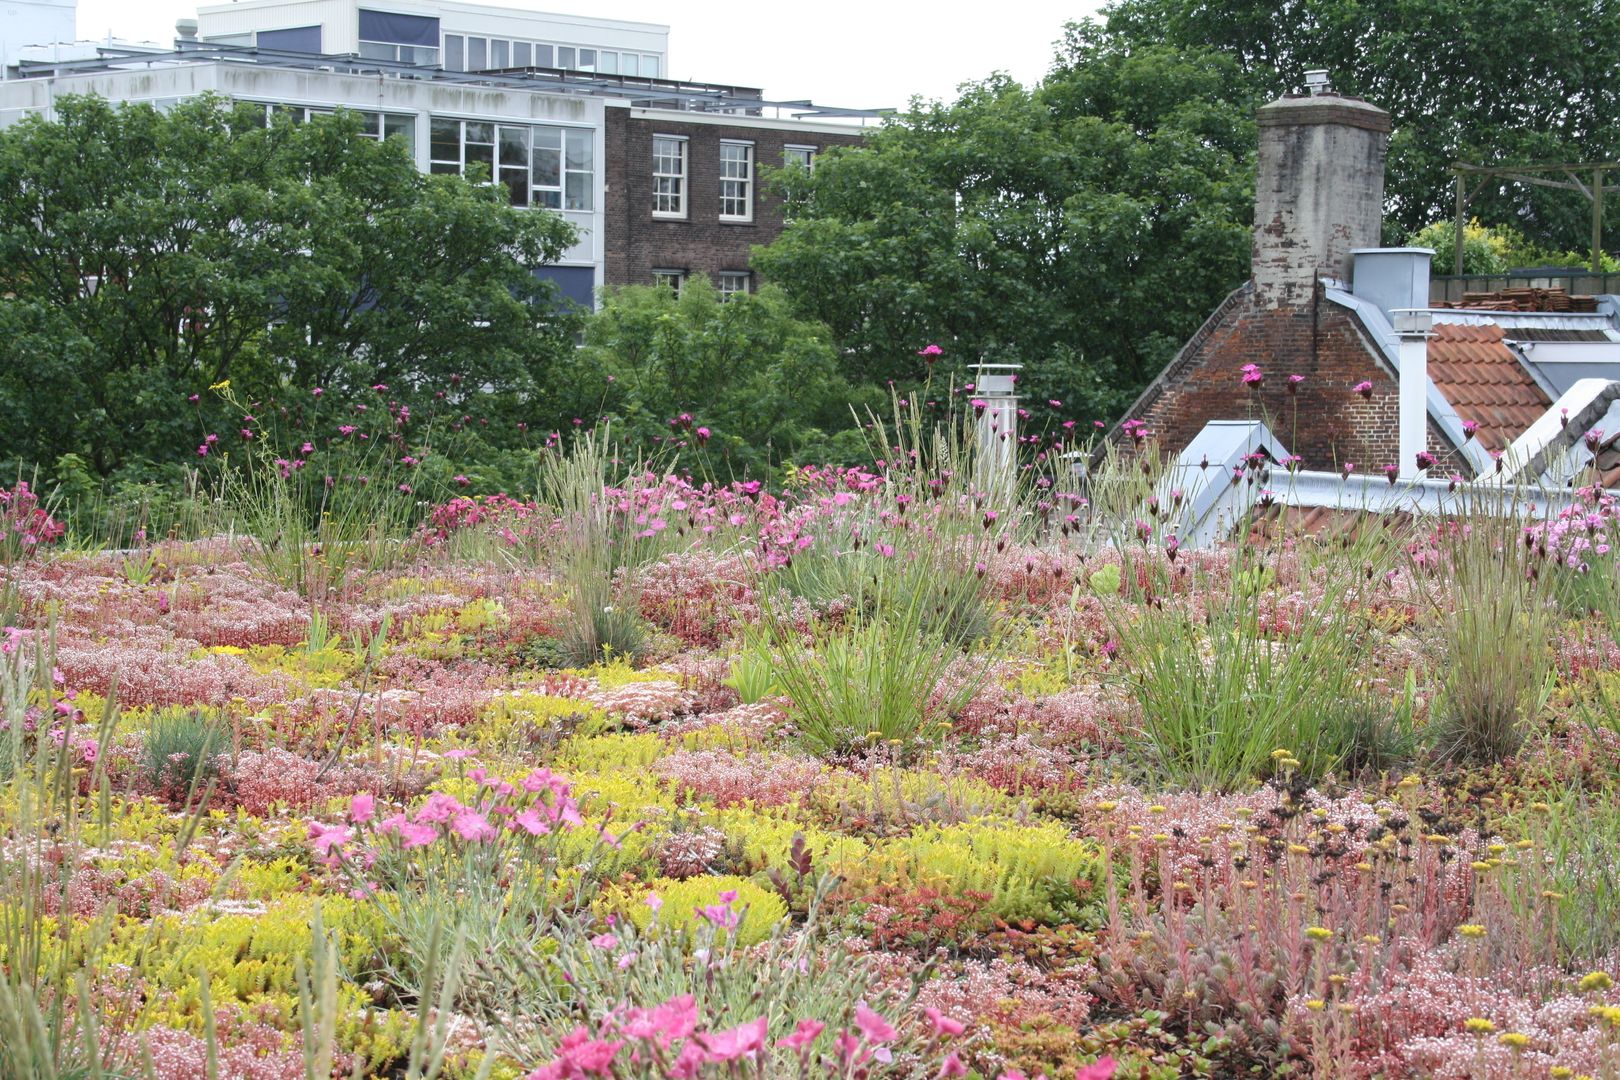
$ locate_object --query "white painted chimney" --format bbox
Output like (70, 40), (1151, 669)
(972, 363), (1020, 488)
(1393, 309), (1433, 478)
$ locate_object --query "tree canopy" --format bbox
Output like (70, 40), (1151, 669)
(578, 277), (877, 479)
(1100, 0), (1620, 253)
(0, 94), (579, 480)
(752, 37), (1256, 420)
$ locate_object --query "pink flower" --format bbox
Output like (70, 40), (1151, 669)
(451, 809), (497, 842)
(1353, 380), (1374, 399)
(696, 1016), (767, 1061)
(413, 792), (464, 823)
(938, 1053), (969, 1078)
(777, 1018), (825, 1051)
(379, 813), (439, 848)
(553, 1027), (622, 1075)
(349, 792), (375, 823)
(924, 1007), (964, 1038)
(622, 995), (697, 1047)
(307, 821), (350, 856)
(512, 808), (552, 836)
(646, 891), (664, 913)
(917, 344), (943, 361)
(854, 1004), (896, 1043)
(1076, 1059), (1118, 1080)
(1240, 363), (1263, 385)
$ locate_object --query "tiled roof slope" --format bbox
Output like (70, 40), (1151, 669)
(1427, 323), (1551, 453)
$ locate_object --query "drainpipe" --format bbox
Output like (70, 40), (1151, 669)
(1393, 309), (1433, 478)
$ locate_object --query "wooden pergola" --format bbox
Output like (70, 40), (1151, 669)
(1451, 161), (1617, 274)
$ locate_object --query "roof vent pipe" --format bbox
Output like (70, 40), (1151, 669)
(1393, 309), (1433, 479)
(176, 18), (199, 44)
(1303, 69), (1331, 95)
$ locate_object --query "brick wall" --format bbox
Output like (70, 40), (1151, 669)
(603, 107), (864, 290)
(1124, 282), (1460, 472)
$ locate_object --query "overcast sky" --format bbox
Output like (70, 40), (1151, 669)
(71, 0), (1103, 111)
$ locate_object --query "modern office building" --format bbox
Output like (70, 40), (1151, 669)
(0, 0), (881, 306)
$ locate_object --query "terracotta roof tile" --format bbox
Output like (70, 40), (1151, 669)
(1427, 323), (1551, 453)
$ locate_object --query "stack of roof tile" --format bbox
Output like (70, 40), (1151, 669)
(1434, 287), (1599, 313)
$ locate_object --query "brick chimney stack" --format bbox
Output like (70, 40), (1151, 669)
(1252, 82), (1391, 309)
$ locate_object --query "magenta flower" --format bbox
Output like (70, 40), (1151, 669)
(349, 792), (375, 823)
(1287, 374), (1305, 393)
(1241, 363), (1263, 386)
(938, 1052), (969, 1077)
(695, 426), (711, 443)
(1354, 380), (1373, 399)
(917, 343), (943, 361)
(1415, 450), (1436, 470)
(1383, 463), (1399, 484)
(1461, 419), (1480, 440)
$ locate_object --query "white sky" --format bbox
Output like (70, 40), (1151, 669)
(70, 0), (1104, 110)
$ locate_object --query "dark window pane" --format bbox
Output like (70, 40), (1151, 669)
(358, 41), (395, 60)
(532, 147), (560, 186)
(465, 143), (493, 176)
(514, 42), (530, 66)
(535, 44), (552, 67)
(445, 34), (463, 70)
(499, 126), (528, 167)
(501, 168), (528, 205)
(558, 46), (574, 68)
(464, 121), (493, 143)
(430, 117), (460, 160)
(565, 128), (591, 170)
(579, 49), (595, 68)
(467, 36), (486, 69)
(565, 172), (590, 210)
(533, 189), (561, 209)
(491, 39), (508, 67)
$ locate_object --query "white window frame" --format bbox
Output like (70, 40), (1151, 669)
(783, 144), (817, 172)
(651, 268), (685, 294)
(652, 135), (688, 219)
(719, 140), (754, 222)
(429, 117), (592, 211)
(716, 271), (751, 300)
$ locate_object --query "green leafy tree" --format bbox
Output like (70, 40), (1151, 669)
(1100, 0), (1620, 255)
(578, 277), (876, 478)
(0, 94), (579, 480)
(753, 42), (1255, 419)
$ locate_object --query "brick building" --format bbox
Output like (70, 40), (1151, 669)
(604, 107), (864, 295)
(1, 0), (881, 307)
(1115, 81), (1620, 483)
